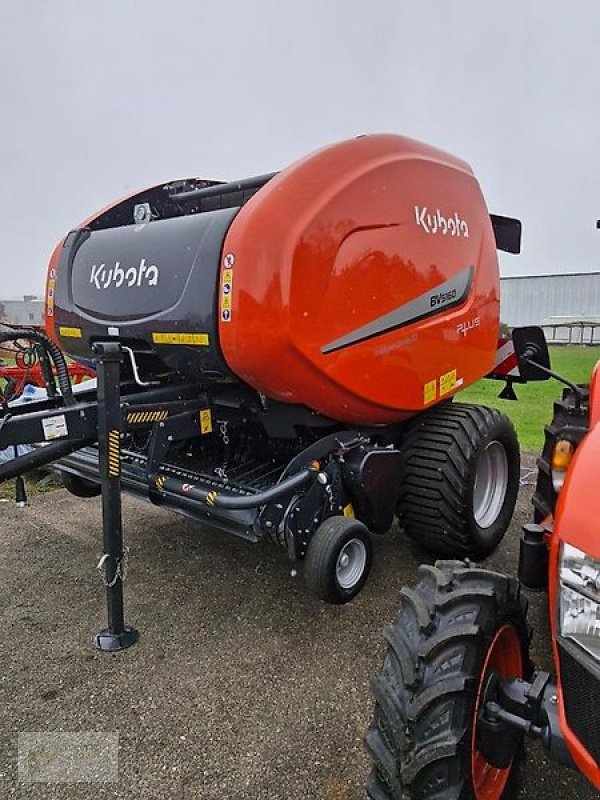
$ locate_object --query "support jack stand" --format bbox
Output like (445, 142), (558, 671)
(93, 342), (139, 652)
(15, 471), (28, 506)
(94, 626), (139, 653)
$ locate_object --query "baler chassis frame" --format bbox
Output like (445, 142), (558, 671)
(0, 335), (405, 650)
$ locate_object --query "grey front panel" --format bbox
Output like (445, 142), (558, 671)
(54, 207), (240, 381)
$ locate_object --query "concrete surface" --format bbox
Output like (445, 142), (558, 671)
(0, 475), (598, 799)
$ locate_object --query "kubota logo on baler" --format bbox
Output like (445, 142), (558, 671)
(89, 258), (160, 290)
(415, 206), (469, 238)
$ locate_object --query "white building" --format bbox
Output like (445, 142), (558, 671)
(0, 296), (44, 327)
(500, 272), (600, 344)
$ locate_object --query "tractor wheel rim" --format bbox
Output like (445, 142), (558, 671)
(335, 538), (367, 589)
(473, 441), (509, 528)
(471, 623), (524, 800)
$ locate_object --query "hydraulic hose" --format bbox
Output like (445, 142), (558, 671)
(0, 329), (74, 405)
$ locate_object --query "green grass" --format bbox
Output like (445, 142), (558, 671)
(0, 472), (63, 501)
(0, 347), (16, 396)
(459, 346), (600, 452)
(0, 350), (16, 365)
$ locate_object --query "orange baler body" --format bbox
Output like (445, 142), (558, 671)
(45, 134), (503, 426)
(219, 134), (500, 424)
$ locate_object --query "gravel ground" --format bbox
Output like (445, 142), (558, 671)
(0, 462), (598, 799)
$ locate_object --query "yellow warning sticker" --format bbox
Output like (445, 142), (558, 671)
(59, 326), (82, 338)
(343, 503), (355, 519)
(199, 409), (213, 435)
(440, 368), (458, 397)
(46, 279), (56, 316)
(152, 332), (209, 346)
(221, 266), (233, 322)
(423, 379), (437, 405)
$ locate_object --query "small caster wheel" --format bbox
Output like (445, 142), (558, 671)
(304, 516), (372, 604)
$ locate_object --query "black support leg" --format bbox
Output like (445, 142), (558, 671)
(92, 342), (138, 652)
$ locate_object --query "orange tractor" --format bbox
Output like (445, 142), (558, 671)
(366, 341), (600, 798)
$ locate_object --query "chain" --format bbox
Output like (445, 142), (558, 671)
(96, 547), (130, 587)
(520, 467), (538, 486)
(325, 481), (335, 511)
(219, 420), (230, 445)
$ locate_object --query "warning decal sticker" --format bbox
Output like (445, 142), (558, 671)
(59, 326), (83, 339)
(42, 414), (68, 441)
(151, 333), (209, 346)
(221, 266), (233, 322)
(423, 379), (437, 405)
(440, 369), (458, 397)
(46, 271), (56, 319)
(199, 409), (213, 435)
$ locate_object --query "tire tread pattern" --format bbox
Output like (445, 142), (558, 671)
(532, 387), (589, 523)
(304, 516), (371, 603)
(397, 402), (519, 558)
(365, 562), (531, 800)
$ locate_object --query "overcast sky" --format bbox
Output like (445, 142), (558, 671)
(1, 1), (599, 298)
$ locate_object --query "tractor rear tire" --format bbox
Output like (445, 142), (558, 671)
(60, 472), (101, 498)
(397, 403), (519, 558)
(365, 562), (531, 800)
(304, 516), (372, 604)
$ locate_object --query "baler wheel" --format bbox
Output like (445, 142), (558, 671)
(365, 562), (531, 800)
(304, 516), (372, 604)
(397, 403), (519, 558)
(60, 472), (102, 498)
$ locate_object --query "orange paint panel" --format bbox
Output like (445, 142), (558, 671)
(219, 134), (499, 424)
(548, 420), (600, 789)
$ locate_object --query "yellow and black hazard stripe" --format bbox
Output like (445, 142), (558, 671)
(108, 429), (121, 478)
(126, 409), (170, 425)
(154, 475), (166, 491)
(205, 490), (219, 507)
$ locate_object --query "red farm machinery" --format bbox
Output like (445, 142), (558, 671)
(0, 134), (538, 651)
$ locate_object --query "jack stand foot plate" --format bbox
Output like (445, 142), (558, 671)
(94, 626), (139, 652)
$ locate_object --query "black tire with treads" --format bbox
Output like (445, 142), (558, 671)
(364, 562), (531, 800)
(60, 472), (101, 498)
(304, 516), (372, 604)
(532, 386), (588, 523)
(397, 402), (519, 559)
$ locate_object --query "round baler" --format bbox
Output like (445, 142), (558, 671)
(35, 133), (522, 602)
